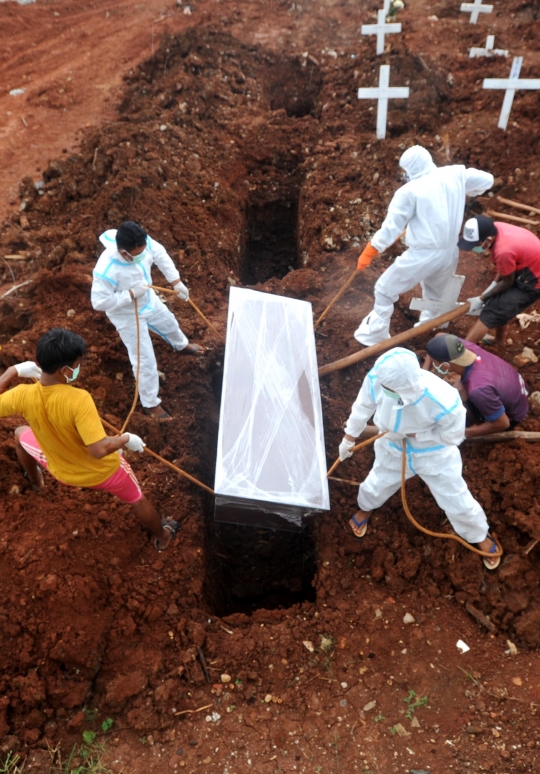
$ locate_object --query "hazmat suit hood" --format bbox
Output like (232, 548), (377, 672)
(375, 348), (424, 405)
(399, 145), (437, 181)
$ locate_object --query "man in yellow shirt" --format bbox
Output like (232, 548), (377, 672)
(0, 328), (178, 551)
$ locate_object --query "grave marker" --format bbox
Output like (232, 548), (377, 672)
(361, 8), (402, 56)
(460, 0), (494, 24)
(469, 34), (508, 58)
(358, 64), (409, 140)
(483, 57), (540, 130)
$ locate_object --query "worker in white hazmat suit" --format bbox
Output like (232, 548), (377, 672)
(91, 221), (202, 420)
(338, 348), (500, 569)
(354, 146), (494, 345)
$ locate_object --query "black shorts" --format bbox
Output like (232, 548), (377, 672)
(480, 268), (540, 329)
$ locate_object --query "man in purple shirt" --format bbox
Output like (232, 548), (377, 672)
(423, 334), (529, 438)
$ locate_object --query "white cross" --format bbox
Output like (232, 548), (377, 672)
(460, 0), (493, 24)
(409, 275), (465, 318)
(483, 57), (540, 130)
(358, 65), (409, 140)
(469, 34), (508, 58)
(383, 0), (391, 12)
(361, 9), (402, 56)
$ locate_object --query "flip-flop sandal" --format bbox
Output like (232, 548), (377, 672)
(154, 519), (180, 552)
(143, 406), (172, 421)
(349, 513), (370, 540)
(483, 534), (501, 570)
(179, 343), (204, 355)
(482, 335), (496, 346)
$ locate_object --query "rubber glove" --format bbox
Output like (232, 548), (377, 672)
(130, 284), (147, 300)
(466, 296), (484, 316)
(124, 433), (146, 453)
(357, 243), (379, 271)
(14, 361), (42, 379)
(174, 281), (190, 301)
(339, 437), (355, 462)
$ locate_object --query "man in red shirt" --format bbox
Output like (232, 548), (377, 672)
(458, 215), (540, 345)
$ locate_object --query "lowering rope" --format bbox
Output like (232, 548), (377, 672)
(101, 415), (214, 494)
(147, 284), (225, 343)
(119, 297), (140, 435)
(327, 433), (503, 560)
(110, 294), (214, 494)
(314, 230), (406, 330)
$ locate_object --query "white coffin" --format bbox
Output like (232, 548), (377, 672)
(214, 287), (330, 529)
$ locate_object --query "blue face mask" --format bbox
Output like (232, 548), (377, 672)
(433, 362), (450, 376)
(382, 386), (401, 400)
(64, 364), (80, 383)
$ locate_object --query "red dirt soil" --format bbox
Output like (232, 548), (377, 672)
(1, 0), (540, 772)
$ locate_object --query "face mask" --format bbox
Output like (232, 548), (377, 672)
(132, 248), (147, 263)
(64, 364), (80, 383)
(382, 386), (401, 400)
(401, 171), (410, 182)
(433, 363), (450, 376)
(472, 246), (485, 254)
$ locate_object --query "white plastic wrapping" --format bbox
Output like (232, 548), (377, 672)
(214, 288), (330, 522)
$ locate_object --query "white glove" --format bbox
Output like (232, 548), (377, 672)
(174, 281), (189, 301)
(130, 284), (147, 300)
(339, 437), (355, 462)
(482, 280), (498, 296)
(124, 433), (146, 453)
(14, 361), (42, 379)
(466, 296), (484, 316)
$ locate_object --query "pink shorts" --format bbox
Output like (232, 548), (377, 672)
(19, 428), (144, 505)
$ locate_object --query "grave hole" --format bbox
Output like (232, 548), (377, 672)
(205, 518), (317, 617)
(267, 58), (322, 118)
(241, 198), (299, 285)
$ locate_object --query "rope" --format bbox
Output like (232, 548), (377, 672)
(327, 433), (503, 560)
(314, 230), (406, 330)
(327, 433), (385, 477)
(399, 439), (503, 559)
(147, 284), (225, 343)
(119, 297), (140, 434)
(101, 416), (214, 494)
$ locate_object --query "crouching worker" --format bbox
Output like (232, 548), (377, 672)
(0, 328), (178, 551)
(91, 221), (202, 420)
(424, 334), (529, 438)
(338, 347), (500, 569)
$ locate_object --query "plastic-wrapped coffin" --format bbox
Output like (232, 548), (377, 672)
(214, 287), (330, 531)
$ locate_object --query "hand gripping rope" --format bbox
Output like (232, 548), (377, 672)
(327, 434), (503, 561)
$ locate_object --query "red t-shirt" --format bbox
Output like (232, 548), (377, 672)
(492, 222), (540, 288)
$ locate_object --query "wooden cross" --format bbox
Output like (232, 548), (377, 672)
(483, 57), (540, 130)
(460, 0), (494, 24)
(469, 34), (508, 58)
(358, 64), (409, 140)
(361, 8), (402, 55)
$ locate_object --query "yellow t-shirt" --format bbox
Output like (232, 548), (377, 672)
(0, 382), (120, 487)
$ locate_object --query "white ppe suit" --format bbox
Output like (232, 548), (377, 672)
(344, 348), (489, 545)
(91, 230), (189, 408)
(355, 146), (494, 345)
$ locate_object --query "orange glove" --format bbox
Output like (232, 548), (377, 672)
(357, 243), (379, 271)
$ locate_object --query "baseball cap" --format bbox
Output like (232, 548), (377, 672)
(458, 215), (497, 250)
(426, 334), (477, 367)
